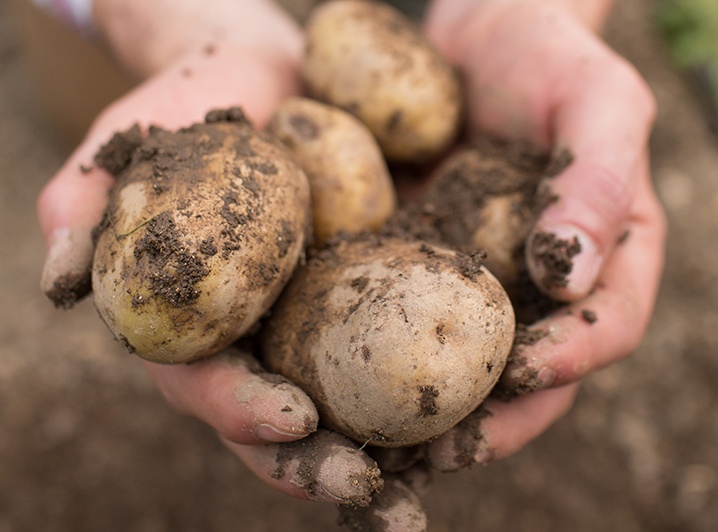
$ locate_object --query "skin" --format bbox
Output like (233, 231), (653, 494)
(422, 0), (666, 467)
(36, 0), (666, 517)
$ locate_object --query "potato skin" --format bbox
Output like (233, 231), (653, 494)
(302, 0), (463, 162)
(92, 112), (311, 364)
(268, 97), (396, 246)
(261, 237), (515, 447)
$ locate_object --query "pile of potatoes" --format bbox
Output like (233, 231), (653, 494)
(79, 1), (560, 455)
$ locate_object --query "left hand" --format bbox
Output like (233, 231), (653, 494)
(418, 0), (666, 470)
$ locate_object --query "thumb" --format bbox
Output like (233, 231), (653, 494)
(37, 141), (114, 308)
(526, 59), (656, 301)
(527, 157), (634, 301)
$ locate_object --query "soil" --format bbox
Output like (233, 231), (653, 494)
(3, 1), (718, 531)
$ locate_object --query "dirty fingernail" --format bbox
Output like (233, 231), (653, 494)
(497, 364), (557, 399)
(425, 409), (489, 472)
(527, 224), (601, 301)
(41, 227), (94, 309)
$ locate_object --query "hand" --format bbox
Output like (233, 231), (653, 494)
(36, 9), (383, 505)
(419, 0), (667, 470)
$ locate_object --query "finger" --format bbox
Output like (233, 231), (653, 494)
(426, 384), (579, 472)
(338, 475), (428, 532)
(222, 429), (383, 506)
(38, 158), (114, 308)
(37, 43), (301, 307)
(527, 56), (657, 300)
(500, 170), (667, 395)
(142, 347), (318, 444)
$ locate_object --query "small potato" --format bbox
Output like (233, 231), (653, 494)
(261, 236), (515, 447)
(92, 108), (311, 364)
(268, 97), (396, 246)
(302, 0), (463, 162)
(423, 139), (552, 289)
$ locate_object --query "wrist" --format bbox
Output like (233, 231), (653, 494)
(93, 0), (303, 79)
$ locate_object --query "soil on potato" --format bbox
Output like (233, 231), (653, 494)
(386, 136), (570, 325)
(4, 1), (718, 531)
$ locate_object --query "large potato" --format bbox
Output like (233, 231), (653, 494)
(92, 108), (311, 364)
(268, 97), (396, 246)
(302, 0), (463, 162)
(261, 236), (515, 447)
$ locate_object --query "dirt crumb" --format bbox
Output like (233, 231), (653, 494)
(417, 385), (439, 417)
(581, 309), (598, 324)
(204, 106), (251, 125)
(530, 231), (581, 288)
(94, 124), (144, 175)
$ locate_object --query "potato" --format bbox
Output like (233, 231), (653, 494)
(422, 139), (550, 289)
(302, 0), (463, 162)
(268, 97), (397, 246)
(260, 236), (515, 447)
(418, 138), (575, 323)
(92, 108), (311, 364)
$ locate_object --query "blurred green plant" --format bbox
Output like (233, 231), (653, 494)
(659, 0), (718, 67)
(658, 0), (718, 129)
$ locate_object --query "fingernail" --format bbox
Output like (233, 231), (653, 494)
(255, 423), (310, 443)
(536, 366), (557, 388)
(473, 448), (493, 466)
(527, 224), (601, 301)
(41, 227), (94, 309)
(311, 445), (382, 506)
(497, 364), (556, 399)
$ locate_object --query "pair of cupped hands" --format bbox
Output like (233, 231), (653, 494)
(37, 0), (665, 515)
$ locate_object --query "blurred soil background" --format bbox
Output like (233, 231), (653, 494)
(2, 0), (718, 530)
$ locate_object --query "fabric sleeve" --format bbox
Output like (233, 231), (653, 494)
(30, 0), (95, 36)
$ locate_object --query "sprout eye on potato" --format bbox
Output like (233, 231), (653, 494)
(260, 236), (515, 447)
(302, 0), (464, 162)
(91, 108), (311, 364)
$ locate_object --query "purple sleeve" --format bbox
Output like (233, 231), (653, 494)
(30, 0), (95, 36)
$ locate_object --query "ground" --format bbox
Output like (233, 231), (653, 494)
(1, 0), (718, 530)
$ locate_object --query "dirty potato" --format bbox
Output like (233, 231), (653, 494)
(268, 97), (396, 246)
(261, 236), (515, 447)
(422, 139), (558, 289)
(92, 108), (311, 364)
(302, 0), (463, 162)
